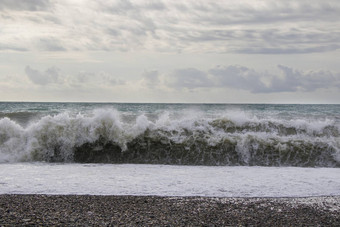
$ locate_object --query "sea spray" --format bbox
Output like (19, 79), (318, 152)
(0, 106), (339, 166)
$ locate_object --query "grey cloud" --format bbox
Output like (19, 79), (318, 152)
(156, 65), (340, 93)
(100, 72), (126, 86)
(271, 65), (340, 92)
(26, 14), (61, 25)
(191, 1), (340, 26)
(210, 65), (340, 93)
(72, 71), (125, 87)
(172, 1), (340, 54)
(101, 1), (160, 35)
(142, 70), (160, 88)
(237, 44), (340, 55)
(167, 68), (213, 89)
(104, 0), (134, 14)
(179, 27), (340, 54)
(111, 79), (126, 86)
(261, 65), (301, 93)
(0, 0), (51, 11)
(36, 38), (66, 51)
(302, 71), (339, 91)
(107, 28), (121, 37)
(144, 1), (166, 11)
(74, 72), (95, 83)
(209, 65), (267, 93)
(103, 0), (167, 14)
(0, 43), (28, 51)
(42, 15), (61, 24)
(25, 66), (61, 85)
(25, 66), (126, 87)
(2, 1), (339, 54)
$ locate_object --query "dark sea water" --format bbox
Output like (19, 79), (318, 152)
(0, 102), (339, 167)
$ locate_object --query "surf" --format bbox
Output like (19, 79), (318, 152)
(0, 106), (339, 167)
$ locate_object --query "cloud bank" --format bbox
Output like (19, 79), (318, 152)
(25, 64), (340, 94)
(143, 65), (340, 93)
(25, 66), (125, 88)
(1, 0), (339, 54)
(0, 0), (51, 11)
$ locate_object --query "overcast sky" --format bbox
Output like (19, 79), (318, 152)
(0, 0), (339, 103)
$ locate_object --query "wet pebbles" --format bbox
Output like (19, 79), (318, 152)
(0, 195), (339, 226)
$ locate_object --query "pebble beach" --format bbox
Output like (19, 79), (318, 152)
(0, 195), (339, 226)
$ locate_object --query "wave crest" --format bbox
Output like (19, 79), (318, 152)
(0, 109), (339, 167)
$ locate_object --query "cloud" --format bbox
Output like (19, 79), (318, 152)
(0, 0), (51, 11)
(237, 44), (340, 55)
(26, 64), (339, 93)
(102, 0), (167, 14)
(209, 65), (268, 93)
(189, 1), (340, 26)
(25, 66), (61, 85)
(166, 68), (214, 89)
(0, 43), (28, 51)
(72, 71), (125, 87)
(36, 37), (66, 51)
(213, 65), (340, 93)
(145, 65), (340, 93)
(271, 65), (340, 92)
(1, 0), (339, 54)
(141, 70), (160, 88)
(25, 66), (126, 88)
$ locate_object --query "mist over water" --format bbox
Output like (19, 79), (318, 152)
(0, 102), (339, 167)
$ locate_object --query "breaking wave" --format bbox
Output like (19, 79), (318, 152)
(0, 108), (339, 167)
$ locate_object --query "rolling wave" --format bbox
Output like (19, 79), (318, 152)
(0, 109), (339, 167)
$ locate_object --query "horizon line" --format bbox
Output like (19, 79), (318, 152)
(0, 100), (339, 105)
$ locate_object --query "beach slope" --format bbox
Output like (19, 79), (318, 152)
(0, 195), (339, 226)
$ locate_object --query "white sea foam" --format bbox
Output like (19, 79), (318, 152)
(0, 103), (339, 197)
(0, 109), (340, 162)
(0, 108), (339, 165)
(0, 163), (339, 197)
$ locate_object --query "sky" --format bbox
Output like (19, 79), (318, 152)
(0, 0), (339, 104)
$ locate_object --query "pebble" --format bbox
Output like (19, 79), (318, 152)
(0, 195), (339, 226)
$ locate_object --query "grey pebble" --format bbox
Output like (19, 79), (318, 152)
(0, 195), (339, 226)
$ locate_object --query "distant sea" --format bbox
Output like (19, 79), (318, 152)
(0, 102), (339, 197)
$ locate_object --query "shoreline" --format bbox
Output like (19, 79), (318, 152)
(1, 195), (339, 226)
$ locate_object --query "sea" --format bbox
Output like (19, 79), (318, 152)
(0, 102), (339, 197)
